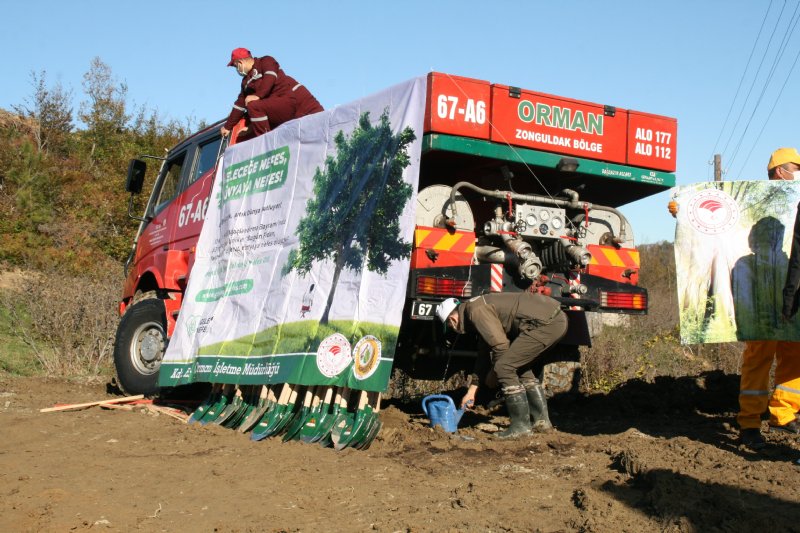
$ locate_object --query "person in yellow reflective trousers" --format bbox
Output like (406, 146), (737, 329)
(737, 148), (800, 449)
(669, 147), (800, 449)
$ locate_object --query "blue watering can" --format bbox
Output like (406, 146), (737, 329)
(421, 394), (466, 433)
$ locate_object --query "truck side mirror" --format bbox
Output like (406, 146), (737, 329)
(126, 159), (147, 194)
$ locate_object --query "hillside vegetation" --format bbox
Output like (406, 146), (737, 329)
(0, 59), (197, 377)
(0, 59), (197, 274)
(0, 61), (742, 387)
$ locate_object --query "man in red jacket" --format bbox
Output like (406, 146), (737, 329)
(220, 48), (323, 142)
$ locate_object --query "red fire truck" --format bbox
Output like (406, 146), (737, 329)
(114, 72), (676, 395)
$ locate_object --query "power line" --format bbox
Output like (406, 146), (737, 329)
(728, 2), (800, 174)
(733, 35), (800, 179)
(719, 0), (788, 160)
(709, 0), (774, 159)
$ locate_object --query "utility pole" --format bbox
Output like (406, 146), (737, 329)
(710, 153), (722, 362)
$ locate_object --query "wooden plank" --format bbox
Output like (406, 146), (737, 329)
(100, 403), (135, 411)
(40, 394), (145, 413)
(146, 404), (189, 422)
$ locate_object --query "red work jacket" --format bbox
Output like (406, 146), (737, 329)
(224, 56), (300, 130)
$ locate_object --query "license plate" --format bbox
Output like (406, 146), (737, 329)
(411, 301), (437, 320)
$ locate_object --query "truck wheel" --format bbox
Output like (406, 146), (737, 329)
(113, 296), (167, 395)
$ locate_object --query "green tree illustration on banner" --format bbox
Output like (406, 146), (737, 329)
(726, 180), (794, 224)
(283, 110), (416, 324)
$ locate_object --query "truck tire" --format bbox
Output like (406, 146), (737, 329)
(113, 295), (167, 395)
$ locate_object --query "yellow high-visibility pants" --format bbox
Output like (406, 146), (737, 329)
(737, 340), (800, 428)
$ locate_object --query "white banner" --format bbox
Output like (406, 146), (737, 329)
(160, 76), (426, 390)
(673, 180), (800, 343)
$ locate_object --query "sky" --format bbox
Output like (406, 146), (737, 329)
(2, 0), (799, 244)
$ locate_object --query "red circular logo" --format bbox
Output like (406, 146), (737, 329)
(316, 333), (352, 378)
(686, 189), (739, 235)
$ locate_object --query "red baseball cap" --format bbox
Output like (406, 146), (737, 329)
(227, 48), (251, 67)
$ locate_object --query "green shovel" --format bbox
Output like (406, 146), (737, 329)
(198, 384), (235, 425)
(188, 383), (222, 424)
(221, 385), (259, 429)
(300, 386), (336, 443)
(354, 393), (382, 450)
(238, 385), (275, 433)
(319, 388), (351, 448)
(334, 391), (375, 450)
(282, 386), (318, 442)
(214, 386), (244, 426)
(332, 389), (371, 450)
(251, 384), (300, 441)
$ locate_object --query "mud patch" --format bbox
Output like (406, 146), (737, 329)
(0, 374), (798, 532)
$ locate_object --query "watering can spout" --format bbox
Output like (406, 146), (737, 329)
(421, 394), (465, 433)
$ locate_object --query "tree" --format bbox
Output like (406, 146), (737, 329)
(13, 70), (73, 155)
(283, 110), (416, 324)
(78, 57), (129, 166)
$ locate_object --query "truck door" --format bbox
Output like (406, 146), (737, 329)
(134, 150), (189, 267)
(174, 136), (223, 276)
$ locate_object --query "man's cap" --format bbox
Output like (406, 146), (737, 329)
(768, 147), (800, 170)
(227, 48), (252, 67)
(435, 298), (460, 323)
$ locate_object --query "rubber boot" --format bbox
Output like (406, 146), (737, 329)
(525, 383), (553, 432)
(495, 392), (532, 439)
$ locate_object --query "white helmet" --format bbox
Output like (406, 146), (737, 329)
(435, 298), (460, 323)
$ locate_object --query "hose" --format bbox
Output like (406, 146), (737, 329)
(447, 182), (629, 243)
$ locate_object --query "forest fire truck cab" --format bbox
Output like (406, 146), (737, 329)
(114, 72), (677, 395)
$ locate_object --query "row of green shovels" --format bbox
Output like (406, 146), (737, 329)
(186, 382), (382, 449)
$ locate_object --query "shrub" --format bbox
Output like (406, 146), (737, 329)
(581, 241), (743, 392)
(0, 265), (121, 377)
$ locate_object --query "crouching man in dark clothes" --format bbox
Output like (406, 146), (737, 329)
(436, 292), (568, 439)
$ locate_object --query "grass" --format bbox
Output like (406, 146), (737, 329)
(0, 291), (44, 376)
(198, 319), (400, 357)
(0, 270), (118, 378)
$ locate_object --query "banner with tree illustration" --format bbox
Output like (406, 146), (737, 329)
(159, 76), (426, 391)
(673, 180), (800, 343)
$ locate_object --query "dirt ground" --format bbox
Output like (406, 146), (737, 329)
(1, 373), (799, 533)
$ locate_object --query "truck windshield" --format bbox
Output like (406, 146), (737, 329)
(154, 152), (186, 214)
(190, 137), (223, 186)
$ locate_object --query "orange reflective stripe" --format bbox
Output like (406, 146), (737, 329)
(599, 247), (626, 267)
(414, 228), (432, 247)
(414, 227), (475, 253)
(588, 246), (640, 268)
(434, 232), (474, 253)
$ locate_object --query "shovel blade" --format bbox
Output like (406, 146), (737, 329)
(301, 411), (335, 443)
(188, 386), (222, 424)
(238, 398), (272, 433)
(197, 390), (232, 425)
(251, 403), (287, 441)
(281, 407), (311, 442)
(336, 407), (374, 450)
(214, 395), (243, 426)
(356, 416), (382, 450)
(330, 413), (354, 450)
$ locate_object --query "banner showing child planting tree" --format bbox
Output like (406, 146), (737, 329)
(159, 76), (426, 391)
(673, 180), (800, 344)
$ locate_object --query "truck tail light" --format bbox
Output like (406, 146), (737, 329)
(416, 276), (472, 297)
(600, 291), (647, 311)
